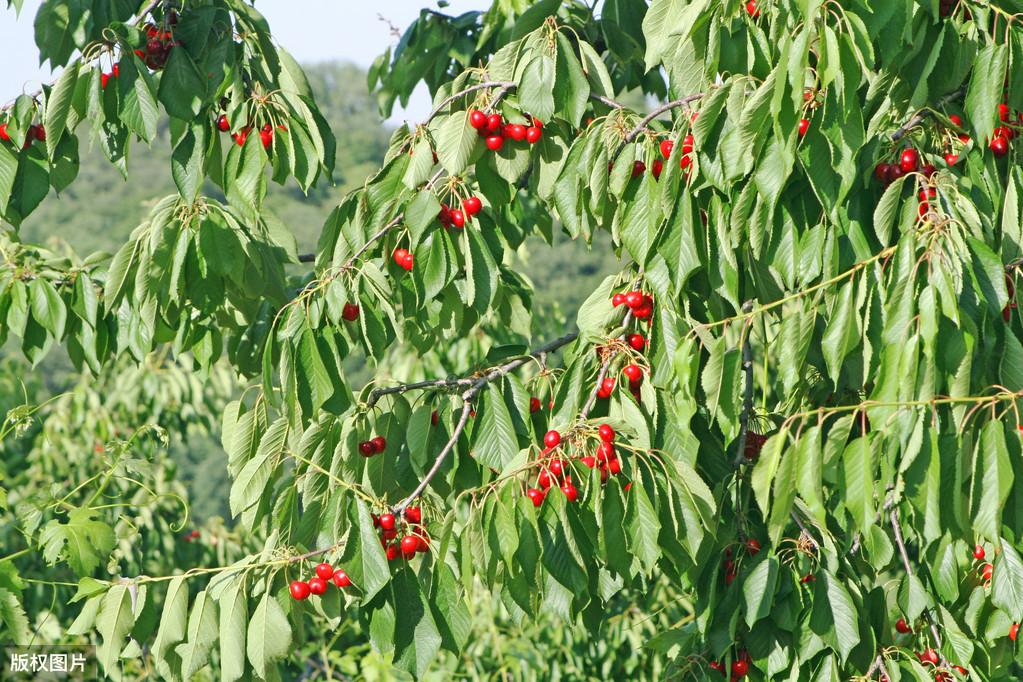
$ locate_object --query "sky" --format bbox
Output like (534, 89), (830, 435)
(0, 0), (491, 122)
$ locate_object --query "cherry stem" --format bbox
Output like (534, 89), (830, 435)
(890, 507), (948, 668)
(890, 87), (966, 142)
(611, 94), (706, 164)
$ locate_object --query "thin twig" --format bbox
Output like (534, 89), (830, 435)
(423, 81), (516, 125)
(366, 376), (474, 409)
(890, 508), (948, 667)
(392, 332), (579, 513)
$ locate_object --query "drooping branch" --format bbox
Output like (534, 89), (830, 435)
(391, 331), (579, 513)
(422, 81), (516, 125)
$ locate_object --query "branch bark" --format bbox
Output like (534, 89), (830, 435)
(611, 94), (705, 163)
(732, 300), (756, 467)
(889, 87), (966, 142)
(392, 332), (579, 513)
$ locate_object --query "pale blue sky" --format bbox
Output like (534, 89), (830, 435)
(0, 0), (490, 122)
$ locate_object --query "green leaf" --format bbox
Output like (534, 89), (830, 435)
(821, 279), (860, 384)
(435, 113), (477, 175)
(43, 61), (79, 158)
(96, 584), (135, 677)
(742, 557), (779, 627)
(39, 507), (116, 575)
(246, 589), (291, 679)
(29, 277), (66, 338)
(992, 539), (1023, 622)
(118, 57), (159, 143)
(810, 573), (861, 663)
(873, 174), (907, 246)
(842, 436), (875, 534)
(518, 55), (556, 123)
(219, 580), (248, 682)
(152, 576), (188, 680)
(175, 589), (218, 678)
(229, 417), (289, 517)
(965, 43), (1008, 144)
(475, 384), (518, 471)
(158, 47), (207, 119)
(0, 588), (30, 645)
(973, 421), (1012, 540)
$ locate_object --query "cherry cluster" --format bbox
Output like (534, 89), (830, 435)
(371, 508), (429, 561)
(100, 63), (120, 89)
(721, 539), (761, 585)
(392, 248), (415, 271)
(611, 289), (654, 320)
(528, 396), (554, 413)
(288, 562), (351, 601)
(357, 435), (387, 458)
(438, 195), (482, 229)
(223, 120), (284, 150)
(468, 110), (543, 152)
(524, 425), (630, 507)
(135, 21), (179, 71)
(0, 123), (45, 149)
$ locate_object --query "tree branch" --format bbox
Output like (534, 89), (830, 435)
(392, 332), (579, 513)
(422, 80), (516, 125)
(732, 300), (756, 467)
(890, 87), (967, 142)
(611, 94), (704, 163)
(890, 508), (948, 667)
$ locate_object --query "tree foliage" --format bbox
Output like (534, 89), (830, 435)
(3, 0), (1023, 679)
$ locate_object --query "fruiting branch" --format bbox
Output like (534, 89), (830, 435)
(422, 80), (517, 125)
(392, 331), (579, 513)
(579, 309), (635, 420)
(890, 508), (948, 667)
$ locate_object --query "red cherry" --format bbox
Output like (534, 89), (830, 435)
(531, 117), (543, 129)
(549, 459), (564, 478)
(800, 574), (815, 583)
(999, 102), (1011, 121)
(651, 158), (663, 179)
(537, 469), (552, 489)
(468, 110), (487, 129)
(381, 528), (397, 541)
(996, 125), (1016, 141)
(660, 140), (674, 159)
(112, 63), (119, 78)
(627, 333), (646, 350)
(400, 535), (419, 555)
(798, 118), (810, 137)
(386, 544), (400, 561)
(598, 424), (615, 442)
(0, 123), (8, 142)
(580, 455), (596, 468)
(332, 570), (351, 588)
(874, 162), (891, 182)
(308, 577), (327, 595)
(543, 430), (561, 448)
(485, 135), (504, 151)
(289, 580), (311, 600)
(991, 135), (1009, 157)
(745, 0), (759, 18)
(529, 397), (542, 413)
(379, 513), (396, 531)
(973, 544), (986, 560)
(623, 364), (643, 382)
(525, 126), (542, 144)
(681, 134), (694, 154)
(358, 441), (375, 457)
(214, 114), (230, 132)
(900, 148), (919, 172)
(449, 209), (465, 229)
(486, 113), (503, 132)
(101, 72), (110, 89)
(508, 124), (527, 141)
(631, 160), (646, 177)
(944, 153), (959, 166)
(595, 441), (614, 462)
(342, 302), (360, 321)
(431, 410), (439, 426)
(921, 163), (936, 177)
(526, 488), (545, 507)
(601, 377), (616, 392)
(405, 507), (422, 524)
(948, 114), (963, 127)
(260, 127), (273, 149)
(1011, 623), (1020, 641)
(371, 436), (386, 453)
(745, 538), (761, 555)
(393, 248), (413, 270)
(732, 659), (749, 676)
(624, 291), (644, 308)
(463, 196), (482, 216)
(315, 563), (334, 580)
(919, 648), (939, 666)
(607, 458), (621, 475)
(895, 617), (912, 634)
(560, 482), (578, 502)
(709, 661), (725, 673)
(612, 293), (626, 307)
